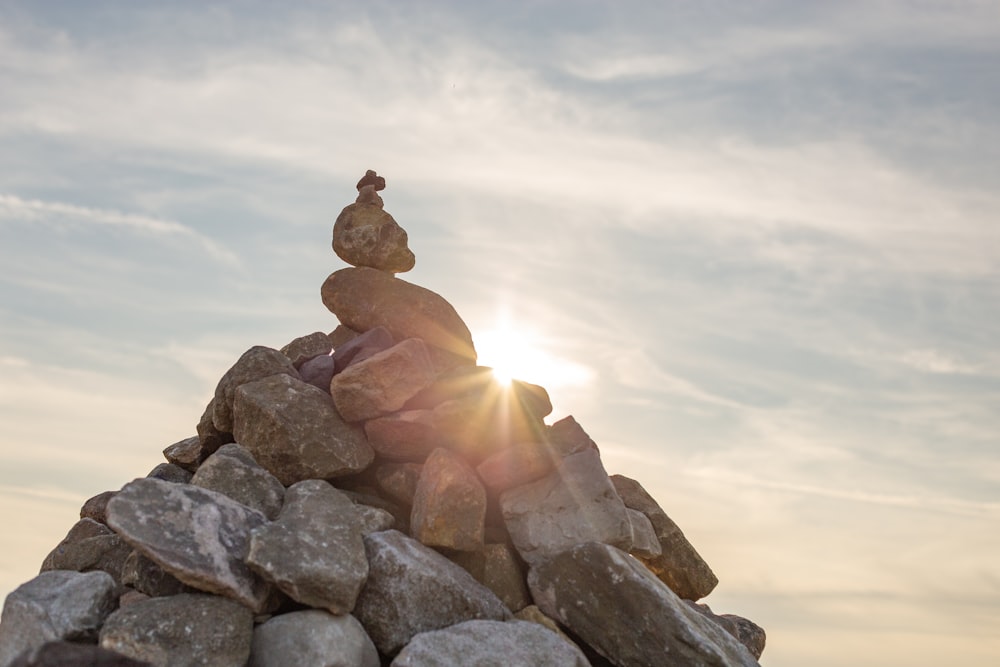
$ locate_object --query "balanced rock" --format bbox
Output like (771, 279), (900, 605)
(611, 474), (718, 600)
(330, 338), (438, 423)
(0, 570), (118, 667)
(391, 619), (591, 667)
(191, 443), (285, 520)
(105, 478), (271, 612)
(528, 542), (759, 667)
(333, 170), (415, 273)
(99, 593), (253, 667)
(246, 480), (369, 614)
(321, 266), (476, 369)
(354, 530), (510, 655)
(232, 373), (373, 485)
(410, 448), (486, 552)
(500, 448), (633, 565)
(249, 610), (379, 667)
(212, 346), (300, 434)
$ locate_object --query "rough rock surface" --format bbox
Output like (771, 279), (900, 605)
(280, 331), (334, 368)
(190, 443), (285, 520)
(121, 551), (197, 598)
(297, 353), (337, 391)
(0, 570), (118, 667)
(40, 518), (131, 586)
(451, 543), (530, 613)
(249, 610), (379, 667)
(364, 410), (441, 462)
(611, 474), (718, 600)
(686, 602), (767, 660)
(528, 542), (759, 667)
(410, 448), (486, 552)
(391, 619), (591, 667)
(500, 448), (632, 565)
(247, 480), (368, 614)
(105, 478), (271, 612)
(161, 435), (204, 472)
(212, 346), (300, 434)
(8, 641), (150, 667)
(354, 530), (510, 655)
(233, 373), (373, 485)
(331, 325), (395, 373)
(80, 490), (117, 524)
(331, 338), (438, 423)
(321, 267), (476, 368)
(100, 593), (253, 667)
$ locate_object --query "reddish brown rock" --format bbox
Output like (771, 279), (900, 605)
(476, 440), (559, 493)
(411, 448), (486, 552)
(331, 338), (438, 423)
(364, 410), (442, 462)
(320, 267), (476, 369)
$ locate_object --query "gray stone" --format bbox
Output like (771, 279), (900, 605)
(80, 490), (116, 524)
(331, 338), (438, 423)
(8, 641), (150, 667)
(500, 449), (632, 565)
(528, 542), (759, 667)
(40, 519), (131, 586)
(546, 416), (598, 456)
(320, 267), (476, 369)
(331, 325), (395, 374)
(121, 551), (197, 598)
(247, 480), (369, 614)
(391, 619), (591, 667)
(451, 543), (530, 613)
(375, 462), (423, 506)
(364, 410), (442, 462)
(333, 183), (415, 273)
(191, 443), (285, 520)
(106, 478), (271, 612)
(249, 610), (379, 667)
(354, 530), (510, 655)
(100, 593), (253, 667)
(280, 331), (334, 368)
(161, 435), (203, 472)
(212, 346), (300, 433)
(410, 448), (486, 552)
(145, 463), (192, 484)
(625, 508), (662, 558)
(684, 602), (767, 660)
(233, 373), (373, 485)
(298, 354), (336, 392)
(0, 570), (118, 667)
(197, 398), (234, 454)
(610, 474), (718, 600)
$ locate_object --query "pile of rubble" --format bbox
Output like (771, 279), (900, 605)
(0, 171), (765, 666)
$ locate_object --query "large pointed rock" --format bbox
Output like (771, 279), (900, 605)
(410, 448), (486, 552)
(105, 478), (271, 612)
(249, 610), (379, 667)
(528, 542), (759, 667)
(191, 443), (285, 520)
(390, 619), (591, 667)
(354, 530), (509, 655)
(499, 449), (632, 565)
(321, 267), (476, 369)
(212, 346), (300, 433)
(330, 338), (438, 423)
(99, 593), (253, 667)
(0, 570), (118, 667)
(246, 480), (369, 614)
(610, 474), (718, 600)
(233, 373), (373, 485)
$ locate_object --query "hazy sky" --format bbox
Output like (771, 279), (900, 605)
(1, 2), (998, 665)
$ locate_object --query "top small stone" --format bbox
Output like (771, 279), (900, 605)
(356, 170), (386, 192)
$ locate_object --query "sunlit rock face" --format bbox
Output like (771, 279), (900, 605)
(0, 170), (765, 667)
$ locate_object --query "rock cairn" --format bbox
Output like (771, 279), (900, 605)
(0, 171), (766, 667)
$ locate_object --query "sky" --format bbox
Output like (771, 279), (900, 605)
(1, 1), (998, 664)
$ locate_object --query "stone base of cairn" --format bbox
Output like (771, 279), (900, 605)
(0, 171), (765, 667)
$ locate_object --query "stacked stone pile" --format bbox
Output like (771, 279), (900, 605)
(0, 171), (766, 667)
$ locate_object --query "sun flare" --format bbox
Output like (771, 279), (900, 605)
(474, 325), (593, 390)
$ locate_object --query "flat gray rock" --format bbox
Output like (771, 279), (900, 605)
(212, 345), (300, 433)
(528, 542), (759, 667)
(247, 480), (369, 614)
(106, 478), (271, 612)
(249, 610), (379, 667)
(232, 373), (373, 485)
(500, 449), (632, 565)
(391, 619), (591, 667)
(0, 570), (117, 667)
(354, 530), (510, 655)
(610, 474), (718, 600)
(191, 443), (285, 520)
(100, 593), (252, 667)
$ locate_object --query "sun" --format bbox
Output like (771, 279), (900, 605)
(473, 324), (593, 390)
